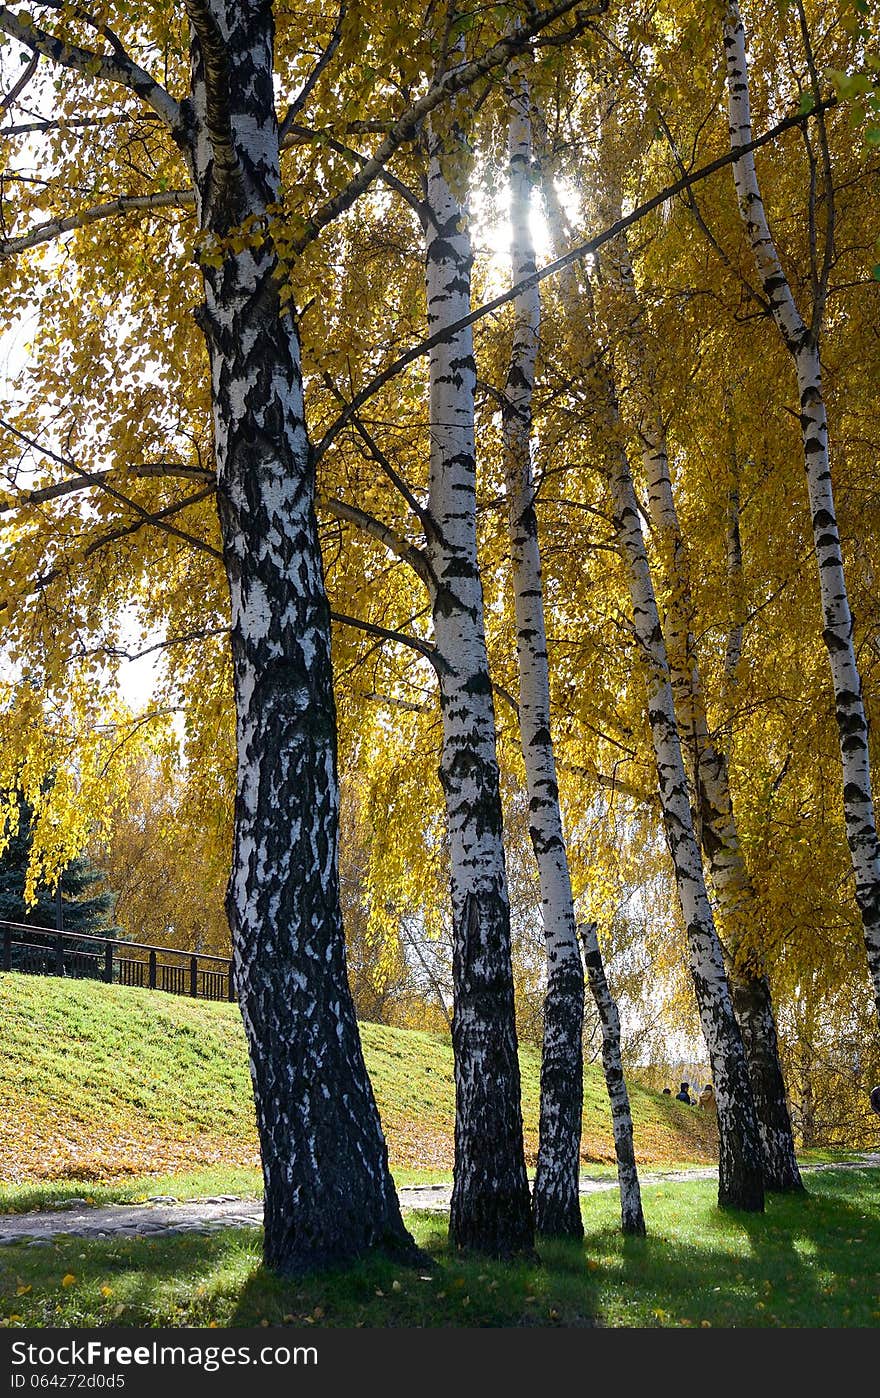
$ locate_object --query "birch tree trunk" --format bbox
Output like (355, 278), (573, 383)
(590, 119), (801, 1190)
(607, 432), (764, 1211)
(642, 428), (802, 1191)
(422, 120), (534, 1257)
(501, 75), (585, 1238)
(579, 923), (646, 1235)
(724, 0), (880, 1025)
(185, 1), (411, 1273)
(539, 165), (764, 1210)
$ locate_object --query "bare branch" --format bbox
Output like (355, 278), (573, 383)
(0, 48), (38, 114)
(0, 189), (193, 256)
(278, 0), (347, 141)
(0, 5), (181, 129)
(329, 608), (439, 666)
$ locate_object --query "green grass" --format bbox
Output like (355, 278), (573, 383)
(1, 1171), (877, 1328)
(0, 972), (718, 1186)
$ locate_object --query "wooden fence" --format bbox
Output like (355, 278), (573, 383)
(0, 920), (235, 1003)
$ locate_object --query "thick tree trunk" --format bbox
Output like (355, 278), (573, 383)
(501, 74), (585, 1239)
(579, 923), (645, 1235)
(724, 0), (880, 1024)
(539, 162), (764, 1210)
(186, 2), (411, 1273)
(422, 122), (533, 1257)
(642, 430), (802, 1192)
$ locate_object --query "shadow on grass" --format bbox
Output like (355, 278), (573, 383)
(4, 1172), (877, 1329)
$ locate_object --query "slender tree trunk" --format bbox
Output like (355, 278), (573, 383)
(607, 435), (764, 1211)
(539, 163), (764, 1210)
(422, 119), (533, 1257)
(500, 72), (585, 1238)
(579, 923), (645, 1234)
(724, 0), (880, 1024)
(641, 430), (802, 1192)
(586, 108), (801, 1190)
(185, 1), (411, 1273)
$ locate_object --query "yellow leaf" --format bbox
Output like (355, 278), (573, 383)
(100, 1286), (113, 1298)
(61, 1274), (76, 1288)
(16, 1286), (31, 1296)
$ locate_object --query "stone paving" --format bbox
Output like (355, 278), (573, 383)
(1, 1156), (877, 1245)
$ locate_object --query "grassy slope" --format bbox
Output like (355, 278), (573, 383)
(0, 972), (717, 1187)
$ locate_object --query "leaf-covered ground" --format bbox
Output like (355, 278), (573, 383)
(0, 972), (717, 1185)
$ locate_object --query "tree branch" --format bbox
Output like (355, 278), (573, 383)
(329, 608), (439, 667)
(278, 0), (347, 141)
(0, 48), (38, 114)
(282, 120), (424, 215)
(0, 417), (220, 560)
(0, 189), (194, 256)
(317, 490), (436, 592)
(0, 486), (219, 615)
(0, 5), (181, 129)
(0, 462), (212, 511)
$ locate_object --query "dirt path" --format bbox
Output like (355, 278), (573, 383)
(1, 1156), (877, 1245)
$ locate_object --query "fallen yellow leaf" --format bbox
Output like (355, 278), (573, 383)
(16, 1286), (31, 1296)
(61, 1274), (76, 1288)
(100, 1287), (113, 1298)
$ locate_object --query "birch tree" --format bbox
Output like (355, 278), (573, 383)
(590, 137), (802, 1190)
(539, 167), (765, 1213)
(500, 70), (645, 1235)
(723, 0), (880, 1025)
(0, 0), (585, 1271)
(420, 98), (533, 1253)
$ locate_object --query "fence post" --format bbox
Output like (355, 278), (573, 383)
(2, 925), (10, 972)
(228, 959), (235, 1002)
(54, 932), (64, 976)
(149, 950), (157, 990)
(104, 941), (113, 984)
(190, 955), (198, 997)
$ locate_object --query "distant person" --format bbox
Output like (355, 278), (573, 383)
(698, 1083), (716, 1110)
(675, 1081), (693, 1104)
(870, 1085), (880, 1115)
(662, 1087), (672, 1096)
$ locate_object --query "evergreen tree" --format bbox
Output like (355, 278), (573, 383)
(0, 793), (117, 934)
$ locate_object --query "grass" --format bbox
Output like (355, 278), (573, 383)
(0, 972), (718, 1189)
(1, 1170), (878, 1328)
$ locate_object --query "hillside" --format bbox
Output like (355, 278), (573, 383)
(0, 973), (718, 1184)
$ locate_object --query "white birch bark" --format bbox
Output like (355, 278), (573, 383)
(501, 73), (644, 1235)
(641, 425), (802, 1191)
(422, 113), (533, 1256)
(579, 922), (645, 1234)
(182, 1), (412, 1272)
(592, 128), (802, 1190)
(540, 164), (764, 1211)
(501, 72), (584, 1238)
(724, 0), (880, 1021)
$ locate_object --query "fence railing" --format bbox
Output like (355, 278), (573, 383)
(0, 920), (235, 1003)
